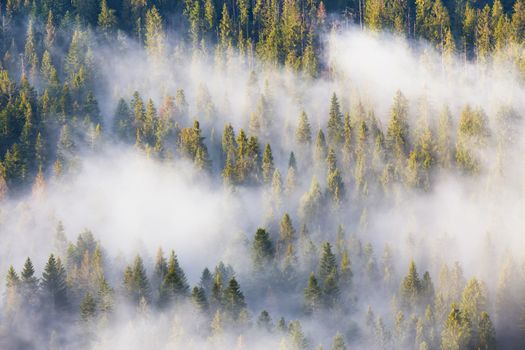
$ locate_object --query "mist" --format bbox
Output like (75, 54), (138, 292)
(1, 4), (525, 350)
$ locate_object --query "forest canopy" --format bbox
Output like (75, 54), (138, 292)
(0, 0), (525, 349)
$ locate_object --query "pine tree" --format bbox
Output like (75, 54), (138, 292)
(21, 257), (39, 301)
(97, 276), (113, 317)
(57, 124), (75, 163)
(45, 10), (56, 50)
(456, 105), (489, 174)
(460, 278), (486, 330)
(323, 268), (340, 308)
(441, 304), (472, 350)
(225, 277), (247, 320)
(386, 90), (409, 162)
(400, 260), (422, 309)
(340, 249), (353, 290)
(511, 0), (525, 43)
(304, 272), (322, 314)
(262, 143), (274, 184)
(161, 250), (189, 304)
(289, 320), (308, 349)
(192, 286), (209, 312)
(5, 266), (20, 316)
(219, 3), (233, 51)
(42, 254), (68, 310)
(80, 292), (97, 322)
(476, 5), (492, 62)
(331, 332), (347, 350)
(477, 312), (496, 350)
(145, 6), (165, 60)
(152, 247), (167, 300)
(252, 228), (274, 272)
(327, 93), (344, 146)
(271, 168), (283, 207)
(314, 129), (328, 168)
(257, 310), (273, 331)
(300, 176), (324, 224)
(279, 213), (295, 252)
(296, 111), (312, 144)
(98, 0), (117, 38)
(319, 242), (337, 282)
(124, 255), (150, 304)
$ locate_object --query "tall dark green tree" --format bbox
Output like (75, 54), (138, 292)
(42, 254), (68, 310)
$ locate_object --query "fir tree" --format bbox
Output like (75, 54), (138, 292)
(42, 254), (68, 310)
(331, 332), (347, 350)
(296, 111), (312, 144)
(304, 272), (322, 314)
(80, 292), (97, 322)
(262, 143), (275, 184)
(192, 286), (209, 312)
(225, 277), (247, 320)
(327, 93), (344, 146)
(252, 228), (274, 272)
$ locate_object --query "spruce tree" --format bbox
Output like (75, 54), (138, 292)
(331, 332), (347, 350)
(252, 228), (274, 272)
(440, 304), (472, 350)
(192, 286), (209, 312)
(21, 257), (39, 301)
(42, 254), (68, 310)
(124, 255), (150, 304)
(80, 292), (97, 322)
(400, 260), (422, 309)
(327, 93), (344, 146)
(5, 266), (20, 315)
(296, 111), (312, 144)
(319, 242), (337, 282)
(262, 143), (274, 184)
(477, 312), (496, 350)
(257, 310), (273, 331)
(225, 277), (247, 320)
(304, 272), (322, 314)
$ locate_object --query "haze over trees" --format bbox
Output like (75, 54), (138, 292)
(1, 0), (525, 349)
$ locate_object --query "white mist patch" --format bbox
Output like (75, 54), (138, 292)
(0, 150), (255, 283)
(327, 29), (525, 120)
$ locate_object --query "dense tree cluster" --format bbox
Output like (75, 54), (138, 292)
(3, 219), (512, 349)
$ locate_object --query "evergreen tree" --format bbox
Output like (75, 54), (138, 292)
(314, 129), (328, 168)
(331, 332), (347, 350)
(327, 93), (344, 146)
(5, 266), (20, 316)
(225, 277), (247, 320)
(192, 286), (209, 312)
(124, 255), (150, 304)
(441, 304), (472, 350)
(400, 260), (422, 309)
(80, 292), (97, 322)
(477, 312), (497, 350)
(296, 110), (312, 145)
(319, 242), (337, 282)
(252, 228), (274, 272)
(21, 257), (39, 302)
(300, 176), (324, 224)
(304, 272), (322, 314)
(160, 250), (189, 304)
(257, 310), (273, 331)
(42, 254), (68, 310)
(262, 143), (274, 184)
(145, 6), (165, 59)
(323, 268), (340, 308)
(98, 0), (117, 38)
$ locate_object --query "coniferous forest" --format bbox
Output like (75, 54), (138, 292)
(1, 0), (525, 349)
